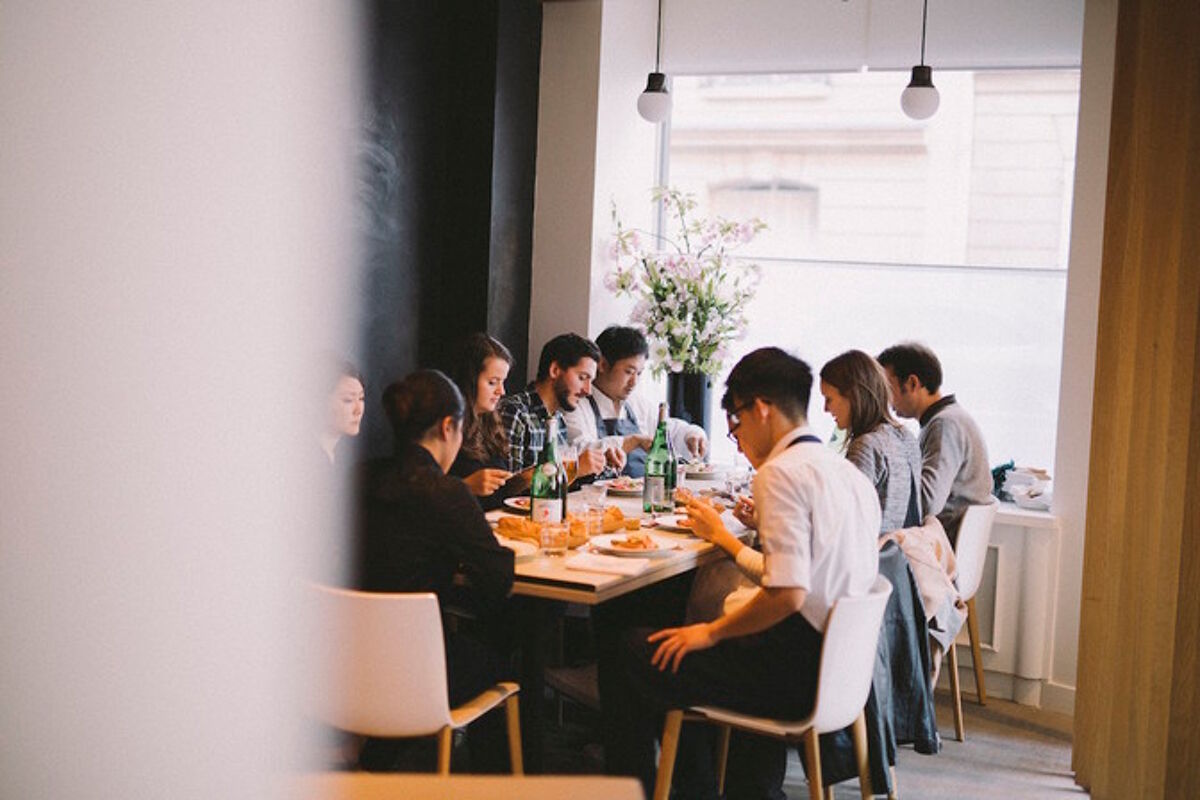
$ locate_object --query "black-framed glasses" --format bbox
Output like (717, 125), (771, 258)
(725, 402), (755, 443)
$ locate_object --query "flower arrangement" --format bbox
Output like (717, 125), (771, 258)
(605, 186), (765, 377)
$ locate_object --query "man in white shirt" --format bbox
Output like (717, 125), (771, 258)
(562, 326), (707, 477)
(604, 347), (881, 799)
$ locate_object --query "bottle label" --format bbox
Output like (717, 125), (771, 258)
(531, 498), (563, 523)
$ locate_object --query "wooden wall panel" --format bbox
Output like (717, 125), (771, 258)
(1072, 0), (1200, 797)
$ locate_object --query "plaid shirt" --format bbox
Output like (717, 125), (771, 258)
(497, 385), (567, 472)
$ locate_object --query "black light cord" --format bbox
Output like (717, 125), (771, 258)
(920, 0), (929, 66)
(655, 0), (664, 71)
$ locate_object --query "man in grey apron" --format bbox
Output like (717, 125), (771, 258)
(562, 326), (709, 478)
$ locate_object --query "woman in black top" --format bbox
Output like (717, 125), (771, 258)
(356, 369), (515, 772)
(447, 333), (529, 510)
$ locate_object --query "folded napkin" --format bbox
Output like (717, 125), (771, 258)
(565, 552), (650, 576)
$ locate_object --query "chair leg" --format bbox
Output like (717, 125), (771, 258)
(715, 725), (731, 796)
(824, 786), (835, 800)
(803, 728), (824, 800)
(653, 710), (684, 800)
(505, 694), (524, 775)
(436, 727), (453, 775)
(965, 598), (987, 706)
(852, 711), (873, 800)
(888, 764), (899, 800)
(947, 638), (964, 742)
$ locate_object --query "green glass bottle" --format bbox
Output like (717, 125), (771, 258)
(530, 418), (568, 523)
(643, 402), (674, 513)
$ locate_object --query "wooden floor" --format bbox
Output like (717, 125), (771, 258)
(789, 692), (1086, 799)
(542, 687), (1085, 799)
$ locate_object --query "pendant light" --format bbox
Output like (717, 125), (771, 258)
(900, 0), (939, 120)
(637, 0), (671, 123)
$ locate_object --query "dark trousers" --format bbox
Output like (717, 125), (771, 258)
(607, 613), (823, 800)
(359, 629), (511, 773)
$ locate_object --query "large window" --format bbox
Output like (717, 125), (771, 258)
(667, 70), (1079, 469)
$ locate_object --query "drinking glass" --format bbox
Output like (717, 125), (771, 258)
(539, 521), (568, 557)
(560, 444), (578, 484)
(582, 505), (605, 538)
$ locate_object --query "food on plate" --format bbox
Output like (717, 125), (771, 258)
(675, 517), (694, 529)
(622, 517), (641, 532)
(496, 516), (541, 544)
(608, 476), (643, 492)
(611, 531), (657, 551)
(506, 496), (531, 510)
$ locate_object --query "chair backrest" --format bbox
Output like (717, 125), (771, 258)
(809, 574), (893, 733)
(953, 501), (999, 601)
(309, 585), (452, 737)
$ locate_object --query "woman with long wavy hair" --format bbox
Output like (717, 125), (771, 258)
(819, 349), (923, 534)
(447, 333), (527, 510)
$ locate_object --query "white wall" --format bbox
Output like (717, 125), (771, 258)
(0, 3), (358, 797)
(528, 0), (604, 375)
(530, 0), (661, 375)
(1045, 0), (1118, 716)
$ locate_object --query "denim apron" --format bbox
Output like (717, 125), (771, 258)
(587, 395), (646, 477)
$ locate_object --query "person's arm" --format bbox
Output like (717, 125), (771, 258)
(498, 400), (528, 472)
(647, 586), (806, 672)
(666, 417), (708, 459)
(682, 495), (764, 581)
(920, 419), (962, 520)
(443, 483), (514, 610)
(563, 400), (623, 454)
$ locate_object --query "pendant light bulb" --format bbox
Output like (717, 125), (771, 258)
(638, 72), (672, 123)
(901, 65), (940, 120)
(901, 0), (939, 121)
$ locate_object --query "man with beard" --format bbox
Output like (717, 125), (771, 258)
(497, 332), (612, 476)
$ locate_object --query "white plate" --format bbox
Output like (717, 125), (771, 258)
(683, 464), (724, 480)
(590, 532), (678, 557)
(503, 496), (531, 512)
(651, 514), (697, 533)
(599, 477), (643, 497)
(494, 534), (537, 559)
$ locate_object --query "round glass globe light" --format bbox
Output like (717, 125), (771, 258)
(901, 85), (940, 120)
(637, 89), (672, 123)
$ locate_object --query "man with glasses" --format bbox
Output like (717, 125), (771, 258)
(605, 347), (881, 800)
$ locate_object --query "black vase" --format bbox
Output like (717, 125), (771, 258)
(666, 371), (712, 434)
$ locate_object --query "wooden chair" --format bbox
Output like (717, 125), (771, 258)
(309, 586), (522, 774)
(947, 501), (999, 741)
(653, 575), (893, 800)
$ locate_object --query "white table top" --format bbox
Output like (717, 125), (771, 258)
(493, 477), (745, 605)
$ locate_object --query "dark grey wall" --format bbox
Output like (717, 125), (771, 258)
(355, 0), (541, 459)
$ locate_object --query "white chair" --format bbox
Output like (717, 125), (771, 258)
(653, 575), (894, 800)
(309, 585), (522, 775)
(946, 501), (998, 742)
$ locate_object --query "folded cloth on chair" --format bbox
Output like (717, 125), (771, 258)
(881, 515), (965, 652)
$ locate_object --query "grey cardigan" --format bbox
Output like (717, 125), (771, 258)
(846, 423), (923, 535)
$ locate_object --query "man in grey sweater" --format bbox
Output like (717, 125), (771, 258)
(878, 343), (992, 544)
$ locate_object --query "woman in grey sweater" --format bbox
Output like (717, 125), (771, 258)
(820, 350), (923, 534)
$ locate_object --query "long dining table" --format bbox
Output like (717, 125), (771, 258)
(488, 476), (748, 604)
(484, 474), (748, 772)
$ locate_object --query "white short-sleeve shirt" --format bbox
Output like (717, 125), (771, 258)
(754, 426), (881, 630)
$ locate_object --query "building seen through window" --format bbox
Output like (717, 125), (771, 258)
(666, 69), (1080, 470)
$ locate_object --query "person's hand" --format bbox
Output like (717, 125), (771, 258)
(684, 431), (708, 459)
(648, 623), (718, 673)
(732, 495), (756, 529)
(623, 433), (653, 453)
(462, 468), (512, 497)
(682, 495), (724, 542)
(578, 447), (606, 477)
(605, 444), (627, 471)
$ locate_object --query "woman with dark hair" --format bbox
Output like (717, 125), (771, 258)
(447, 333), (527, 509)
(321, 360), (364, 465)
(819, 349), (923, 533)
(356, 368), (515, 772)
